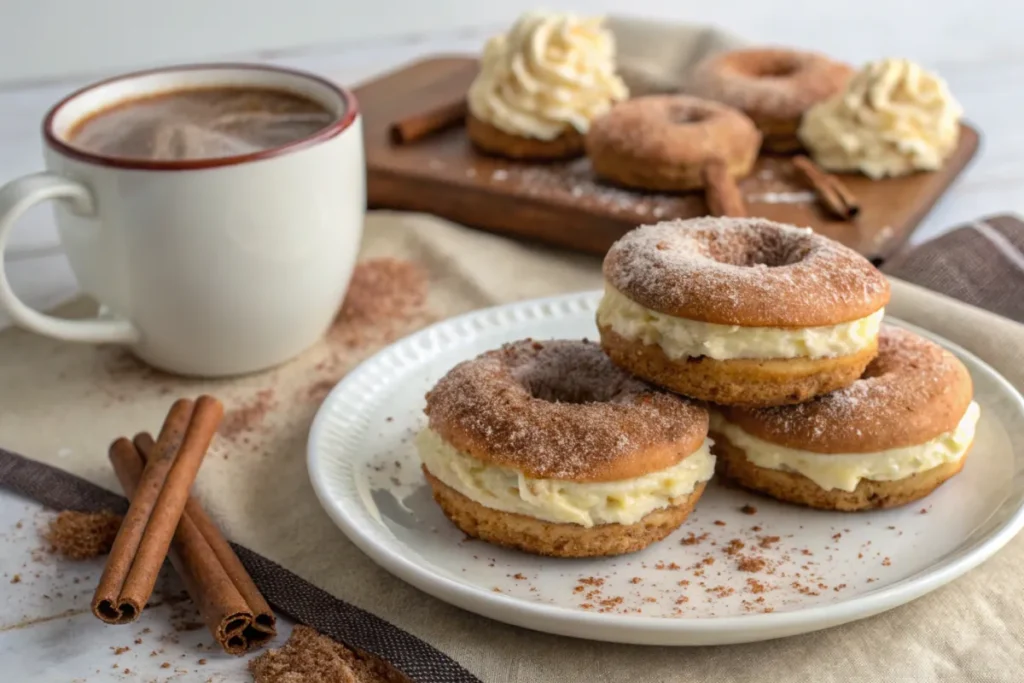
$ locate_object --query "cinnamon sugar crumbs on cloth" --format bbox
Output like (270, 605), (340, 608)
(44, 510), (122, 560)
(220, 388), (277, 440)
(329, 258), (430, 349)
(249, 625), (407, 683)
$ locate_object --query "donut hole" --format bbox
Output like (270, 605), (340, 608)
(513, 343), (645, 405)
(703, 227), (812, 268)
(750, 58), (800, 79)
(667, 105), (710, 126)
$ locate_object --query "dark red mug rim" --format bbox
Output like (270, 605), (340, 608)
(43, 62), (359, 171)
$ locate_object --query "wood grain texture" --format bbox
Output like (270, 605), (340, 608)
(356, 56), (980, 260)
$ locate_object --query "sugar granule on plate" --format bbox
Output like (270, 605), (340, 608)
(44, 510), (123, 560)
(249, 625), (405, 683)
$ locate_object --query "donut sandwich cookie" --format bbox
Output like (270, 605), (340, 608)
(412, 218), (978, 557)
(466, 11), (964, 183)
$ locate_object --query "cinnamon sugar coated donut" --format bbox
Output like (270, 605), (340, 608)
(689, 48), (852, 153)
(418, 339), (712, 557)
(711, 326), (979, 510)
(584, 95), (761, 191)
(597, 217), (890, 405)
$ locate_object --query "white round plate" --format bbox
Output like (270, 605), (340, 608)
(308, 292), (1024, 645)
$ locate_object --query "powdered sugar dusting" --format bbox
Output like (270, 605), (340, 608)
(724, 326), (973, 451)
(487, 157), (685, 219)
(603, 217), (889, 327)
(425, 339), (707, 480)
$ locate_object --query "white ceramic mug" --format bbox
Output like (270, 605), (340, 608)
(0, 64), (364, 377)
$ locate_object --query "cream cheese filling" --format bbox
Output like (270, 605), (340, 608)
(709, 402), (980, 492)
(416, 428), (715, 527)
(597, 285), (884, 361)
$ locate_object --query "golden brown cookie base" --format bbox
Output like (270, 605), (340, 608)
(599, 326), (877, 406)
(752, 115), (802, 153)
(425, 469), (706, 557)
(467, 114), (583, 161)
(588, 145), (757, 192)
(711, 433), (968, 511)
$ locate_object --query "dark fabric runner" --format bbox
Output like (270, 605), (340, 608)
(0, 447), (482, 683)
(882, 214), (1024, 324)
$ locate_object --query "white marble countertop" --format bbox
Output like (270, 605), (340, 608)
(1, 16), (1023, 680)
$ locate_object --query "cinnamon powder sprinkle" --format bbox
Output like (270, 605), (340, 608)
(578, 577), (605, 586)
(629, 577), (642, 584)
(681, 532), (710, 546)
(250, 625), (401, 683)
(219, 388), (277, 440)
(740, 504), (758, 515)
(737, 556), (767, 573)
(329, 258), (430, 349)
(746, 578), (766, 594)
(758, 535), (781, 549)
(713, 520), (727, 526)
(45, 511), (122, 560)
(724, 539), (746, 556)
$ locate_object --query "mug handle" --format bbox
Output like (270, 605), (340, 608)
(0, 172), (140, 344)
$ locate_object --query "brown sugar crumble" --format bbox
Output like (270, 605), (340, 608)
(758, 535), (781, 549)
(250, 625), (401, 683)
(44, 510), (123, 560)
(737, 557), (767, 573)
(724, 539), (746, 556)
(681, 532), (710, 546)
(10, 574), (21, 584)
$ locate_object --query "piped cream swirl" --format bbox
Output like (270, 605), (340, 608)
(798, 58), (962, 179)
(467, 11), (628, 140)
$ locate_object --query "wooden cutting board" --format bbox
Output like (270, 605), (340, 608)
(355, 56), (980, 262)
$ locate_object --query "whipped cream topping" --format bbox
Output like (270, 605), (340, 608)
(597, 285), (884, 361)
(416, 428), (714, 527)
(467, 11), (628, 140)
(798, 58), (963, 179)
(710, 402), (980, 492)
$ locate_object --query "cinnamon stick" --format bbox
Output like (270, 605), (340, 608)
(115, 433), (277, 654)
(92, 396), (223, 624)
(702, 160), (747, 218)
(389, 97), (467, 144)
(793, 155), (860, 220)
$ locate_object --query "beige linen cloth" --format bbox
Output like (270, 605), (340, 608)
(2, 17), (1023, 683)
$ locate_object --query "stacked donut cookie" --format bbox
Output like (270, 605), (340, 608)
(598, 217), (980, 514)
(416, 218), (980, 557)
